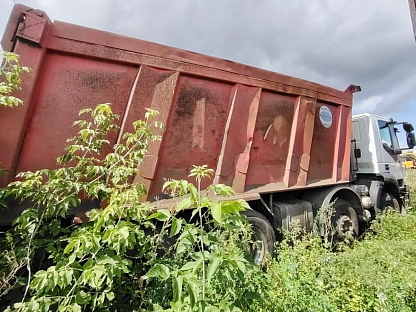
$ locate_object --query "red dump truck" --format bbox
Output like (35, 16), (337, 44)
(1, 5), (415, 262)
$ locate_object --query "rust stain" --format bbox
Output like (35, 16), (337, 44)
(263, 115), (291, 147)
(192, 98), (206, 149)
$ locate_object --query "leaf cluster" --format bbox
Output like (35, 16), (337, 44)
(0, 51), (31, 108)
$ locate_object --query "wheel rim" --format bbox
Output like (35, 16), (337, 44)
(336, 214), (353, 238)
(249, 230), (264, 264)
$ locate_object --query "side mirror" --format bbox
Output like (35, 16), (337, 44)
(407, 132), (416, 148)
(403, 123), (414, 133)
(393, 148), (402, 155)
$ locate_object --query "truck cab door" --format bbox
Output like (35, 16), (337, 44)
(376, 119), (403, 180)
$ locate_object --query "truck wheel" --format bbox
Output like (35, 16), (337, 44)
(379, 192), (400, 213)
(242, 210), (275, 265)
(331, 199), (359, 242)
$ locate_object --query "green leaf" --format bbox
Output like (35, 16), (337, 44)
(236, 199), (250, 210)
(177, 197), (192, 211)
(152, 304), (165, 312)
(180, 261), (201, 272)
(207, 256), (223, 284)
(146, 264), (170, 281)
(189, 185), (198, 202)
(191, 206), (203, 220)
(172, 275), (183, 302)
(58, 302), (82, 312)
(146, 209), (171, 221)
(102, 229), (111, 241)
(221, 200), (248, 215)
(229, 255), (248, 274)
(105, 291), (115, 301)
(63, 241), (75, 254)
(176, 237), (191, 254)
(211, 202), (222, 224)
(31, 270), (49, 294)
(75, 291), (91, 305)
(186, 279), (199, 307)
(213, 184), (235, 197)
(170, 301), (183, 312)
(170, 218), (182, 237)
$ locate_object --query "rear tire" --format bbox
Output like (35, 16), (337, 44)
(242, 210), (275, 265)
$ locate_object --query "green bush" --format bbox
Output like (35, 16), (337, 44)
(0, 104), (265, 311)
(262, 212), (416, 312)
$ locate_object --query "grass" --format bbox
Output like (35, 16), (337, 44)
(256, 170), (416, 312)
(406, 169), (416, 211)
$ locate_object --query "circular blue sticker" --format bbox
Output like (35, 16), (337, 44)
(319, 105), (332, 128)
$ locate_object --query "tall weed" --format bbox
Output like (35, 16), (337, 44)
(264, 212), (416, 312)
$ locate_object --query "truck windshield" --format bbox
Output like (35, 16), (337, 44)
(392, 127), (400, 148)
(378, 120), (400, 150)
(378, 120), (392, 147)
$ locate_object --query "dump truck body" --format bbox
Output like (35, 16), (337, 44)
(1, 5), (354, 202)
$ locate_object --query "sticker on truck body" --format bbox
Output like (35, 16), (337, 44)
(319, 105), (332, 128)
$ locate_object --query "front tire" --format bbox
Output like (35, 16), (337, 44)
(330, 199), (359, 243)
(242, 210), (275, 265)
(379, 192), (400, 213)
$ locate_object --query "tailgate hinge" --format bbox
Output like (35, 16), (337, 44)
(16, 10), (49, 45)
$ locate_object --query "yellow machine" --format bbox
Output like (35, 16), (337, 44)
(401, 154), (416, 169)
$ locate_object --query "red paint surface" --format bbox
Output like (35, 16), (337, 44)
(1, 5), (357, 199)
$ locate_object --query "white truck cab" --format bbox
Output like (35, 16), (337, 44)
(351, 114), (415, 211)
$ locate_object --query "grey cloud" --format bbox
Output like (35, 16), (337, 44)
(106, 0), (416, 117)
(1, 0), (416, 118)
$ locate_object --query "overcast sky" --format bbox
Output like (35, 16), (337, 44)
(1, 1), (416, 137)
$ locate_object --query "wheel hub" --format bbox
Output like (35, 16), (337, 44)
(336, 215), (353, 238)
(250, 231), (264, 264)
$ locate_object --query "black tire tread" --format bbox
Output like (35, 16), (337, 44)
(379, 192), (400, 213)
(242, 210), (275, 263)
